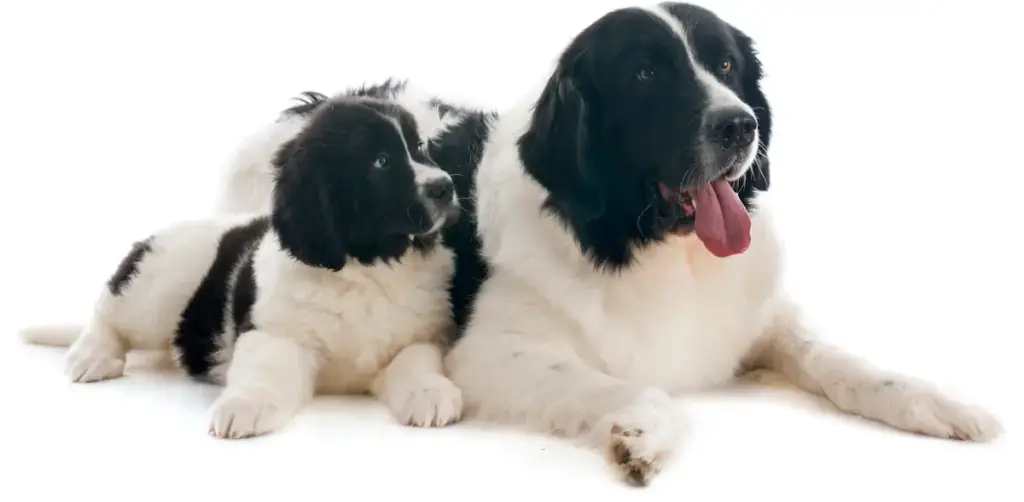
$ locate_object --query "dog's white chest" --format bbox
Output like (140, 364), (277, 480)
(254, 244), (454, 393)
(582, 236), (777, 392)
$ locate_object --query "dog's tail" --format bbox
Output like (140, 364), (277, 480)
(19, 323), (83, 347)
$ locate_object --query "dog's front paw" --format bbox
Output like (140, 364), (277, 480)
(601, 388), (683, 487)
(65, 336), (125, 383)
(384, 374), (463, 428)
(208, 391), (292, 440)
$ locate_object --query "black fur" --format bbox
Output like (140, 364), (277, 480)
(230, 249), (259, 338)
(518, 3), (773, 269)
(281, 79), (409, 118)
(282, 91), (330, 117)
(106, 237), (153, 295)
(174, 216), (269, 378)
(276, 2), (772, 337)
(271, 98), (455, 271)
(280, 85), (493, 338)
(431, 109), (497, 334)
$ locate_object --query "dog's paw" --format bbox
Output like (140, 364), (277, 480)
(601, 388), (683, 487)
(384, 374), (463, 428)
(876, 380), (1002, 442)
(208, 391), (292, 440)
(64, 337), (125, 383)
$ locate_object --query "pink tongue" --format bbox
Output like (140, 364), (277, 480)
(691, 180), (752, 258)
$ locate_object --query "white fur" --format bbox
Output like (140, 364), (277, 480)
(203, 44), (1000, 481)
(22, 100), (466, 438)
(643, 6), (755, 119)
(214, 115), (306, 215)
(441, 8), (1001, 485)
(25, 213), (463, 438)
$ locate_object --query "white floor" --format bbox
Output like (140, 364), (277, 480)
(1, 0), (1020, 500)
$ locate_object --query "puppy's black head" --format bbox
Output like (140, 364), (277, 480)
(271, 98), (460, 270)
(519, 3), (772, 267)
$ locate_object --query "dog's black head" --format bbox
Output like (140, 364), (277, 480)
(519, 2), (772, 268)
(271, 98), (460, 271)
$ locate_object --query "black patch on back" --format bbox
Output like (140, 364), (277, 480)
(430, 107), (498, 340)
(231, 250), (259, 337)
(174, 217), (270, 378)
(106, 237), (153, 296)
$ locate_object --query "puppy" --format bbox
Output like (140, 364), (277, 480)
(20, 96), (465, 438)
(206, 4), (1002, 486)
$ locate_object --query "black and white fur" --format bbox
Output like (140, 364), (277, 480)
(21, 96), (465, 438)
(215, 2), (1000, 485)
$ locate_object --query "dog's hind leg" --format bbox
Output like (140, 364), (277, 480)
(64, 314), (127, 383)
(742, 298), (1003, 442)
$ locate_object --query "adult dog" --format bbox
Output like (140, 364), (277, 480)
(212, 3), (1002, 485)
(21, 97), (464, 438)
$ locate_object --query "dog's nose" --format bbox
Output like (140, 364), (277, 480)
(708, 108), (757, 151)
(422, 177), (454, 203)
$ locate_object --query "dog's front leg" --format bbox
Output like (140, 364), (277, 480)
(208, 330), (321, 439)
(742, 300), (1002, 441)
(446, 333), (684, 487)
(371, 342), (463, 427)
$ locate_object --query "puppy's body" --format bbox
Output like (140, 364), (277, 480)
(208, 2), (999, 485)
(23, 97), (464, 437)
(218, 82), (495, 332)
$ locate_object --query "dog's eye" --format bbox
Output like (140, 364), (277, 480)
(417, 140), (426, 151)
(719, 58), (734, 75)
(373, 153), (389, 169)
(636, 68), (656, 81)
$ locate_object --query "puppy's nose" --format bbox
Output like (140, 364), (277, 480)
(422, 177), (454, 203)
(708, 108), (757, 151)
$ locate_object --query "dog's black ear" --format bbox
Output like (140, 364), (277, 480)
(270, 138), (348, 271)
(735, 30), (772, 193)
(518, 70), (604, 220)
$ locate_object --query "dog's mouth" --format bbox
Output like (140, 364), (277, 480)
(412, 204), (460, 240)
(658, 180), (751, 258)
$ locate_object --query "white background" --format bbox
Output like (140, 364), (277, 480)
(0, 0), (1020, 500)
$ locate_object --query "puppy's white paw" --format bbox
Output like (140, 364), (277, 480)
(875, 380), (1002, 442)
(600, 388), (683, 487)
(208, 392), (292, 440)
(384, 374), (463, 428)
(64, 337), (125, 383)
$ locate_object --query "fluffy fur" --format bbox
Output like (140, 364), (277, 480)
(193, 2), (1002, 485)
(445, 3), (1002, 485)
(21, 96), (465, 438)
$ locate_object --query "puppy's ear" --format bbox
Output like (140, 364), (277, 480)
(270, 138), (348, 271)
(735, 29), (772, 193)
(518, 70), (604, 220)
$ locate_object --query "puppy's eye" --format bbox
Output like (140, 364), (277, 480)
(636, 68), (656, 81)
(720, 58), (734, 75)
(373, 153), (389, 169)
(417, 140), (426, 151)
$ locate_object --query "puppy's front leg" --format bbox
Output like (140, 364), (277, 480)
(371, 342), (462, 427)
(744, 300), (1002, 441)
(208, 330), (320, 439)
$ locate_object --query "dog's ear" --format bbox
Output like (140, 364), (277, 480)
(734, 28), (772, 193)
(518, 69), (605, 221)
(270, 137), (348, 271)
